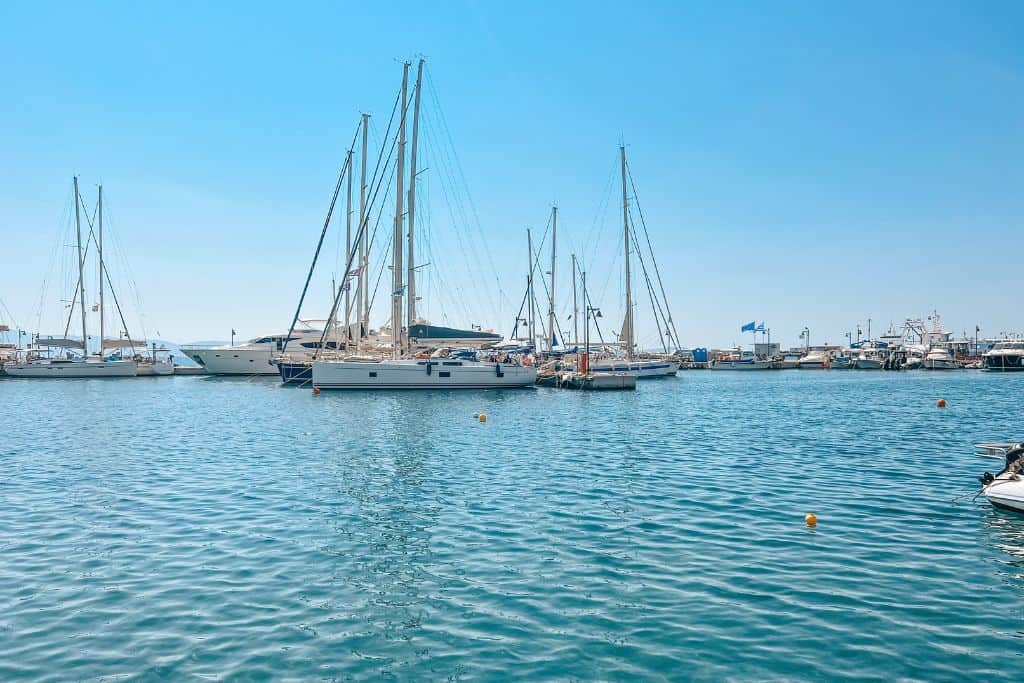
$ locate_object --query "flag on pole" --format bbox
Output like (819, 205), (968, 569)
(91, 304), (99, 312)
(755, 322), (766, 332)
(347, 267), (362, 277)
(341, 282), (351, 292)
(741, 321), (756, 332)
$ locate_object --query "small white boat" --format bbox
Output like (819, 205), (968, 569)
(797, 349), (828, 369)
(922, 348), (959, 370)
(978, 443), (1024, 513)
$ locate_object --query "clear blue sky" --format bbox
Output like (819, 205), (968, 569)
(1, 1), (1022, 349)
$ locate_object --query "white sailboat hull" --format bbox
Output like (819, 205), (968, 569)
(589, 359), (678, 378)
(185, 347), (280, 375)
(4, 359), (138, 377)
(137, 360), (175, 376)
(312, 359), (536, 389)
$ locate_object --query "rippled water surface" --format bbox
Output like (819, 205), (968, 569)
(2, 371), (1023, 680)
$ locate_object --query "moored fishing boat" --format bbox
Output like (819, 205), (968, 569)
(830, 351), (854, 369)
(709, 349), (772, 370)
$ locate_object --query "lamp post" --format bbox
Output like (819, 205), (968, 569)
(801, 327), (810, 353)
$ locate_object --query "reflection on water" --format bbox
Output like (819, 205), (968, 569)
(1, 371), (1024, 679)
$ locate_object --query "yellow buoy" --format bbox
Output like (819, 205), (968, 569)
(937, 398), (947, 408)
(478, 413), (487, 423)
(805, 513), (817, 527)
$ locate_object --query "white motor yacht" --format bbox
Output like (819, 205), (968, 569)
(983, 340), (1024, 372)
(185, 321), (330, 375)
(922, 347), (959, 370)
(797, 349), (828, 369)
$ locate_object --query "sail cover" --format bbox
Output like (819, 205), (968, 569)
(102, 339), (144, 350)
(36, 337), (85, 349)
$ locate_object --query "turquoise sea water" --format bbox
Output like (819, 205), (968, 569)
(1, 371), (1023, 680)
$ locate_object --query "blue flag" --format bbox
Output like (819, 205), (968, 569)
(756, 322), (767, 332)
(741, 321), (756, 332)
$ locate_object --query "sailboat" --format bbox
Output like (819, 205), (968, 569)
(588, 146), (679, 379)
(310, 60), (535, 390)
(6, 179), (140, 378)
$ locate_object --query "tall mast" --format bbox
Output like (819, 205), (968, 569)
(344, 147), (353, 345)
(98, 184), (105, 354)
(73, 176), (88, 355)
(582, 270), (589, 372)
(548, 206), (557, 352)
(527, 228), (535, 348)
(358, 113), (369, 351)
(571, 253), (579, 347)
(407, 58), (424, 332)
(620, 145), (634, 359)
(391, 62), (409, 359)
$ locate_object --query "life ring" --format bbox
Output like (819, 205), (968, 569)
(523, 355), (534, 366)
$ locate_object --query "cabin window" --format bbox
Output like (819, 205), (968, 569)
(442, 361), (463, 366)
(369, 372), (377, 377)
(439, 371), (451, 378)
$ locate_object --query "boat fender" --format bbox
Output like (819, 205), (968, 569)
(980, 472), (995, 486)
(495, 362), (503, 378)
(426, 362), (432, 376)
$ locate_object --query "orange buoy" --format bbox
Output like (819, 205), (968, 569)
(937, 398), (947, 408)
(313, 387), (321, 395)
(805, 513), (817, 527)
